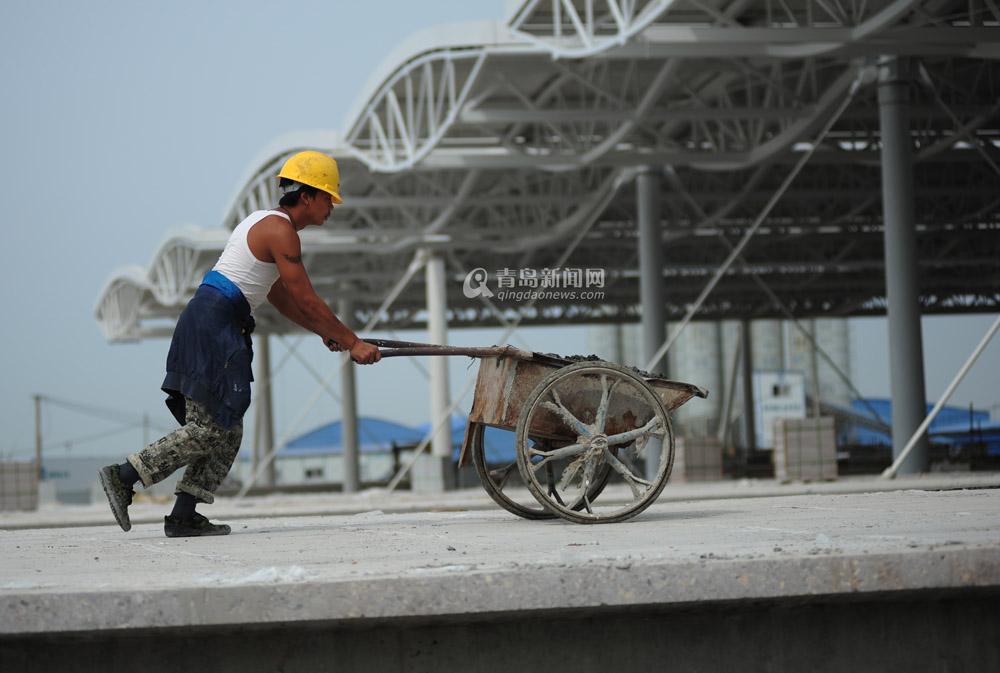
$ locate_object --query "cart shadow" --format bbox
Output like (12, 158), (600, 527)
(518, 508), (743, 526)
(625, 508), (743, 524)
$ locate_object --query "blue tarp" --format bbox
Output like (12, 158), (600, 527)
(280, 417), (426, 457)
(931, 418), (1000, 456)
(837, 398), (993, 451)
(282, 414), (520, 463)
(414, 415), (517, 463)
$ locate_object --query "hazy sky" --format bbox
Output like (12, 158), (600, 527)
(1, 1), (997, 462)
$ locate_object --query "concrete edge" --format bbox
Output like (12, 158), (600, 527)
(3, 546), (998, 635)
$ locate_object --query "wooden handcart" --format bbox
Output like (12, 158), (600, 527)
(367, 339), (708, 524)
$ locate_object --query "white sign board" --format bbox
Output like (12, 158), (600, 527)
(753, 370), (807, 449)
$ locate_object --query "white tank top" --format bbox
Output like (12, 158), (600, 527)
(212, 210), (286, 312)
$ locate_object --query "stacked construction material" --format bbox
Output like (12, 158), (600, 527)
(0, 462), (38, 511)
(672, 436), (724, 482)
(773, 417), (838, 482)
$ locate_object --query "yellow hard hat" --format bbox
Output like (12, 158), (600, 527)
(277, 151), (343, 204)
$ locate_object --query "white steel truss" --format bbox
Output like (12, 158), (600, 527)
(345, 50), (490, 172)
(508, 0), (680, 58)
(96, 0), (1000, 342)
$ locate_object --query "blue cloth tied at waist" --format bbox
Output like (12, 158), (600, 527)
(160, 271), (257, 430)
(202, 270), (247, 310)
(201, 270), (255, 338)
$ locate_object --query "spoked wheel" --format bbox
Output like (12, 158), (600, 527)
(515, 361), (674, 524)
(470, 422), (614, 520)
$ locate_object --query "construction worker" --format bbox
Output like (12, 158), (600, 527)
(99, 151), (380, 537)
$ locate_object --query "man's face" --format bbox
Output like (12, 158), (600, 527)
(304, 191), (335, 225)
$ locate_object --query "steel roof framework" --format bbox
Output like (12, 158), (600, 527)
(96, 0), (1000, 342)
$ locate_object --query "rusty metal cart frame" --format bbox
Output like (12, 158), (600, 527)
(368, 339), (707, 524)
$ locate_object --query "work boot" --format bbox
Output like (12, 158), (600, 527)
(98, 464), (135, 532)
(164, 512), (231, 538)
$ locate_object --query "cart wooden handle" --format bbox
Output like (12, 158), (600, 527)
(362, 339), (569, 366)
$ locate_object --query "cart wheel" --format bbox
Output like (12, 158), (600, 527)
(515, 361), (673, 524)
(470, 423), (614, 520)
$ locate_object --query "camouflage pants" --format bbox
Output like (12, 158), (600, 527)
(127, 397), (243, 504)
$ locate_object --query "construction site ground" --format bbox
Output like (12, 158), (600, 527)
(2, 471), (999, 672)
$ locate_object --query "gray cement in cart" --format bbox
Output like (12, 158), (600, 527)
(0, 474), (1000, 673)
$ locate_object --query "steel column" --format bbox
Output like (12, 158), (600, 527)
(740, 320), (757, 452)
(638, 168), (666, 479)
(340, 298), (360, 493)
(34, 394), (42, 482)
(253, 334), (275, 488)
(425, 252), (452, 461)
(878, 57), (929, 474)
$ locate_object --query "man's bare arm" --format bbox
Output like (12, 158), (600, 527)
(267, 280), (315, 332)
(266, 227), (380, 363)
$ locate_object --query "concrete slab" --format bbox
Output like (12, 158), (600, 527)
(2, 473), (1000, 636)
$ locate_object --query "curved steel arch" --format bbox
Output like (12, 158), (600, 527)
(345, 49), (490, 172)
(95, 1), (1000, 342)
(95, 268), (151, 342)
(509, 0), (677, 58)
(145, 228), (230, 306)
(226, 153), (289, 228)
(507, 0), (929, 58)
